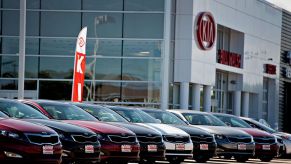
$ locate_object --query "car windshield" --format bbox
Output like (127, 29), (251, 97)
(0, 101), (48, 119)
(244, 118), (276, 133)
(182, 113), (226, 126)
(109, 107), (159, 123)
(76, 104), (128, 123)
(38, 103), (97, 121)
(214, 115), (252, 128)
(144, 110), (188, 125)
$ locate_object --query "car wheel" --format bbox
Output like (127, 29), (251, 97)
(235, 156), (249, 162)
(259, 157), (273, 162)
(223, 155), (232, 159)
(168, 157), (185, 164)
(194, 156), (210, 163)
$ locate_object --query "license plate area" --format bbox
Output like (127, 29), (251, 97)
(200, 144), (208, 150)
(121, 145), (132, 152)
(85, 145), (94, 153)
(147, 145), (157, 152)
(238, 144), (246, 150)
(262, 145), (270, 150)
(175, 143), (185, 151)
(43, 145), (54, 155)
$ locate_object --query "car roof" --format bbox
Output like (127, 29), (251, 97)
(212, 112), (236, 117)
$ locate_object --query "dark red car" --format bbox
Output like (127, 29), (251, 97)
(21, 100), (140, 164)
(0, 110), (62, 163)
(213, 113), (280, 162)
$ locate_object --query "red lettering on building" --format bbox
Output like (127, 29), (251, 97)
(217, 49), (241, 68)
(265, 64), (276, 75)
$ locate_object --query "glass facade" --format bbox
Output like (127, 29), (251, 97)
(0, 0), (165, 106)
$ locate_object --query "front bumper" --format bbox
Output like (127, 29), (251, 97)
(100, 141), (140, 162)
(216, 141), (255, 157)
(61, 140), (101, 163)
(164, 141), (193, 158)
(0, 140), (62, 163)
(255, 143), (279, 157)
(139, 143), (166, 161)
(193, 141), (217, 158)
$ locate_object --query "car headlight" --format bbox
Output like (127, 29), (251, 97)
(58, 133), (65, 139)
(250, 136), (254, 143)
(0, 130), (20, 139)
(281, 135), (291, 141)
(215, 134), (226, 140)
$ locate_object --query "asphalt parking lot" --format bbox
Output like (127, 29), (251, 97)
(130, 158), (291, 164)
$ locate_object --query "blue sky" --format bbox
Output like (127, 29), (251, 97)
(266, 0), (291, 12)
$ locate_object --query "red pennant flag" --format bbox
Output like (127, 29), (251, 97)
(72, 27), (87, 102)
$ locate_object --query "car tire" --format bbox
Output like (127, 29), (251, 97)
(194, 157), (210, 163)
(235, 156), (249, 162)
(223, 155), (232, 159)
(259, 157), (273, 162)
(168, 157), (185, 164)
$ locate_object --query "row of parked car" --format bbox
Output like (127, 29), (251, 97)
(0, 98), (290, 163)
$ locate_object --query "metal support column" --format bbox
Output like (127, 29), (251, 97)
(234, 91), (242, 116)
(160, 0), (171, 110)
(242, 92), (249, 117)
(203, 85), (211, 112)
(191, 83), (201, 110)
(18, 0), (26, 99)
(180, 82), (189, 109)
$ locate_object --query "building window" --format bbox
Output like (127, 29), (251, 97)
(262, 78), (268, 120)
(217, 25), (230, 52)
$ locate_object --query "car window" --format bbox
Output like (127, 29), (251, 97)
(39, 103), (97, 121)
(215, 115), (251, 128)
(145, 111), (187, 125)
(182, 113), (226, 126)
(0, 101), (48, 119)
(77, 105), (128, 123)
(112, 108), (158, 123)
(0, 111), (9, 118)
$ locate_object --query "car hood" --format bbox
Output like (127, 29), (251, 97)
(63, 120), (135, 135)
(25, 119), (96, 135)
(172, 124), (213, 137)
(110, 122), (161, 136)
(194, 125), (250, 137)
(0, 118), (56, 134)
(237, 128), (273, 137)
(136, 123), (189, 136)
(274, 132), (291, 138)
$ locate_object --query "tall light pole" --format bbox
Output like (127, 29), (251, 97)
(18, 0), (26, 99)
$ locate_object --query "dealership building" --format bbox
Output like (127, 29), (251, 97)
(0, 0), (283, 129)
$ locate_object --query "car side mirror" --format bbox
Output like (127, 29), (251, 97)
(155, 119), (162, 123)
(184, 120), (190, 125)
(225, 122), (231, 127)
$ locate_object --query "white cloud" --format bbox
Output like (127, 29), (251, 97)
(266, 0), (291, 12)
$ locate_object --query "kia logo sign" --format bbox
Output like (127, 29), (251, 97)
(196, 12), (216, 50)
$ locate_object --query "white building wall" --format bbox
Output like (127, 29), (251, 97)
(174, 0), (281, 126)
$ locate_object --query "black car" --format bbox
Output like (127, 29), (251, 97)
(72, 103), (166, 163)
(0, 99), (101, 163)
(142, 109), (217, 163)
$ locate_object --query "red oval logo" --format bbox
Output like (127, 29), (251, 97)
(196, 12), (216, 50)
(78, 37), (85, 47)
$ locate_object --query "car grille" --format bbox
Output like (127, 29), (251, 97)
(26, 134), (59, 145)
(227, 136), (252, 143)
(108, 135), (136, 143)
(72, 135), (98, 143)
(254, 137), (276, 144)
(137, 135), (162, 143)
(191, 135), (213, 143)
(163, 135), (190, 143)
